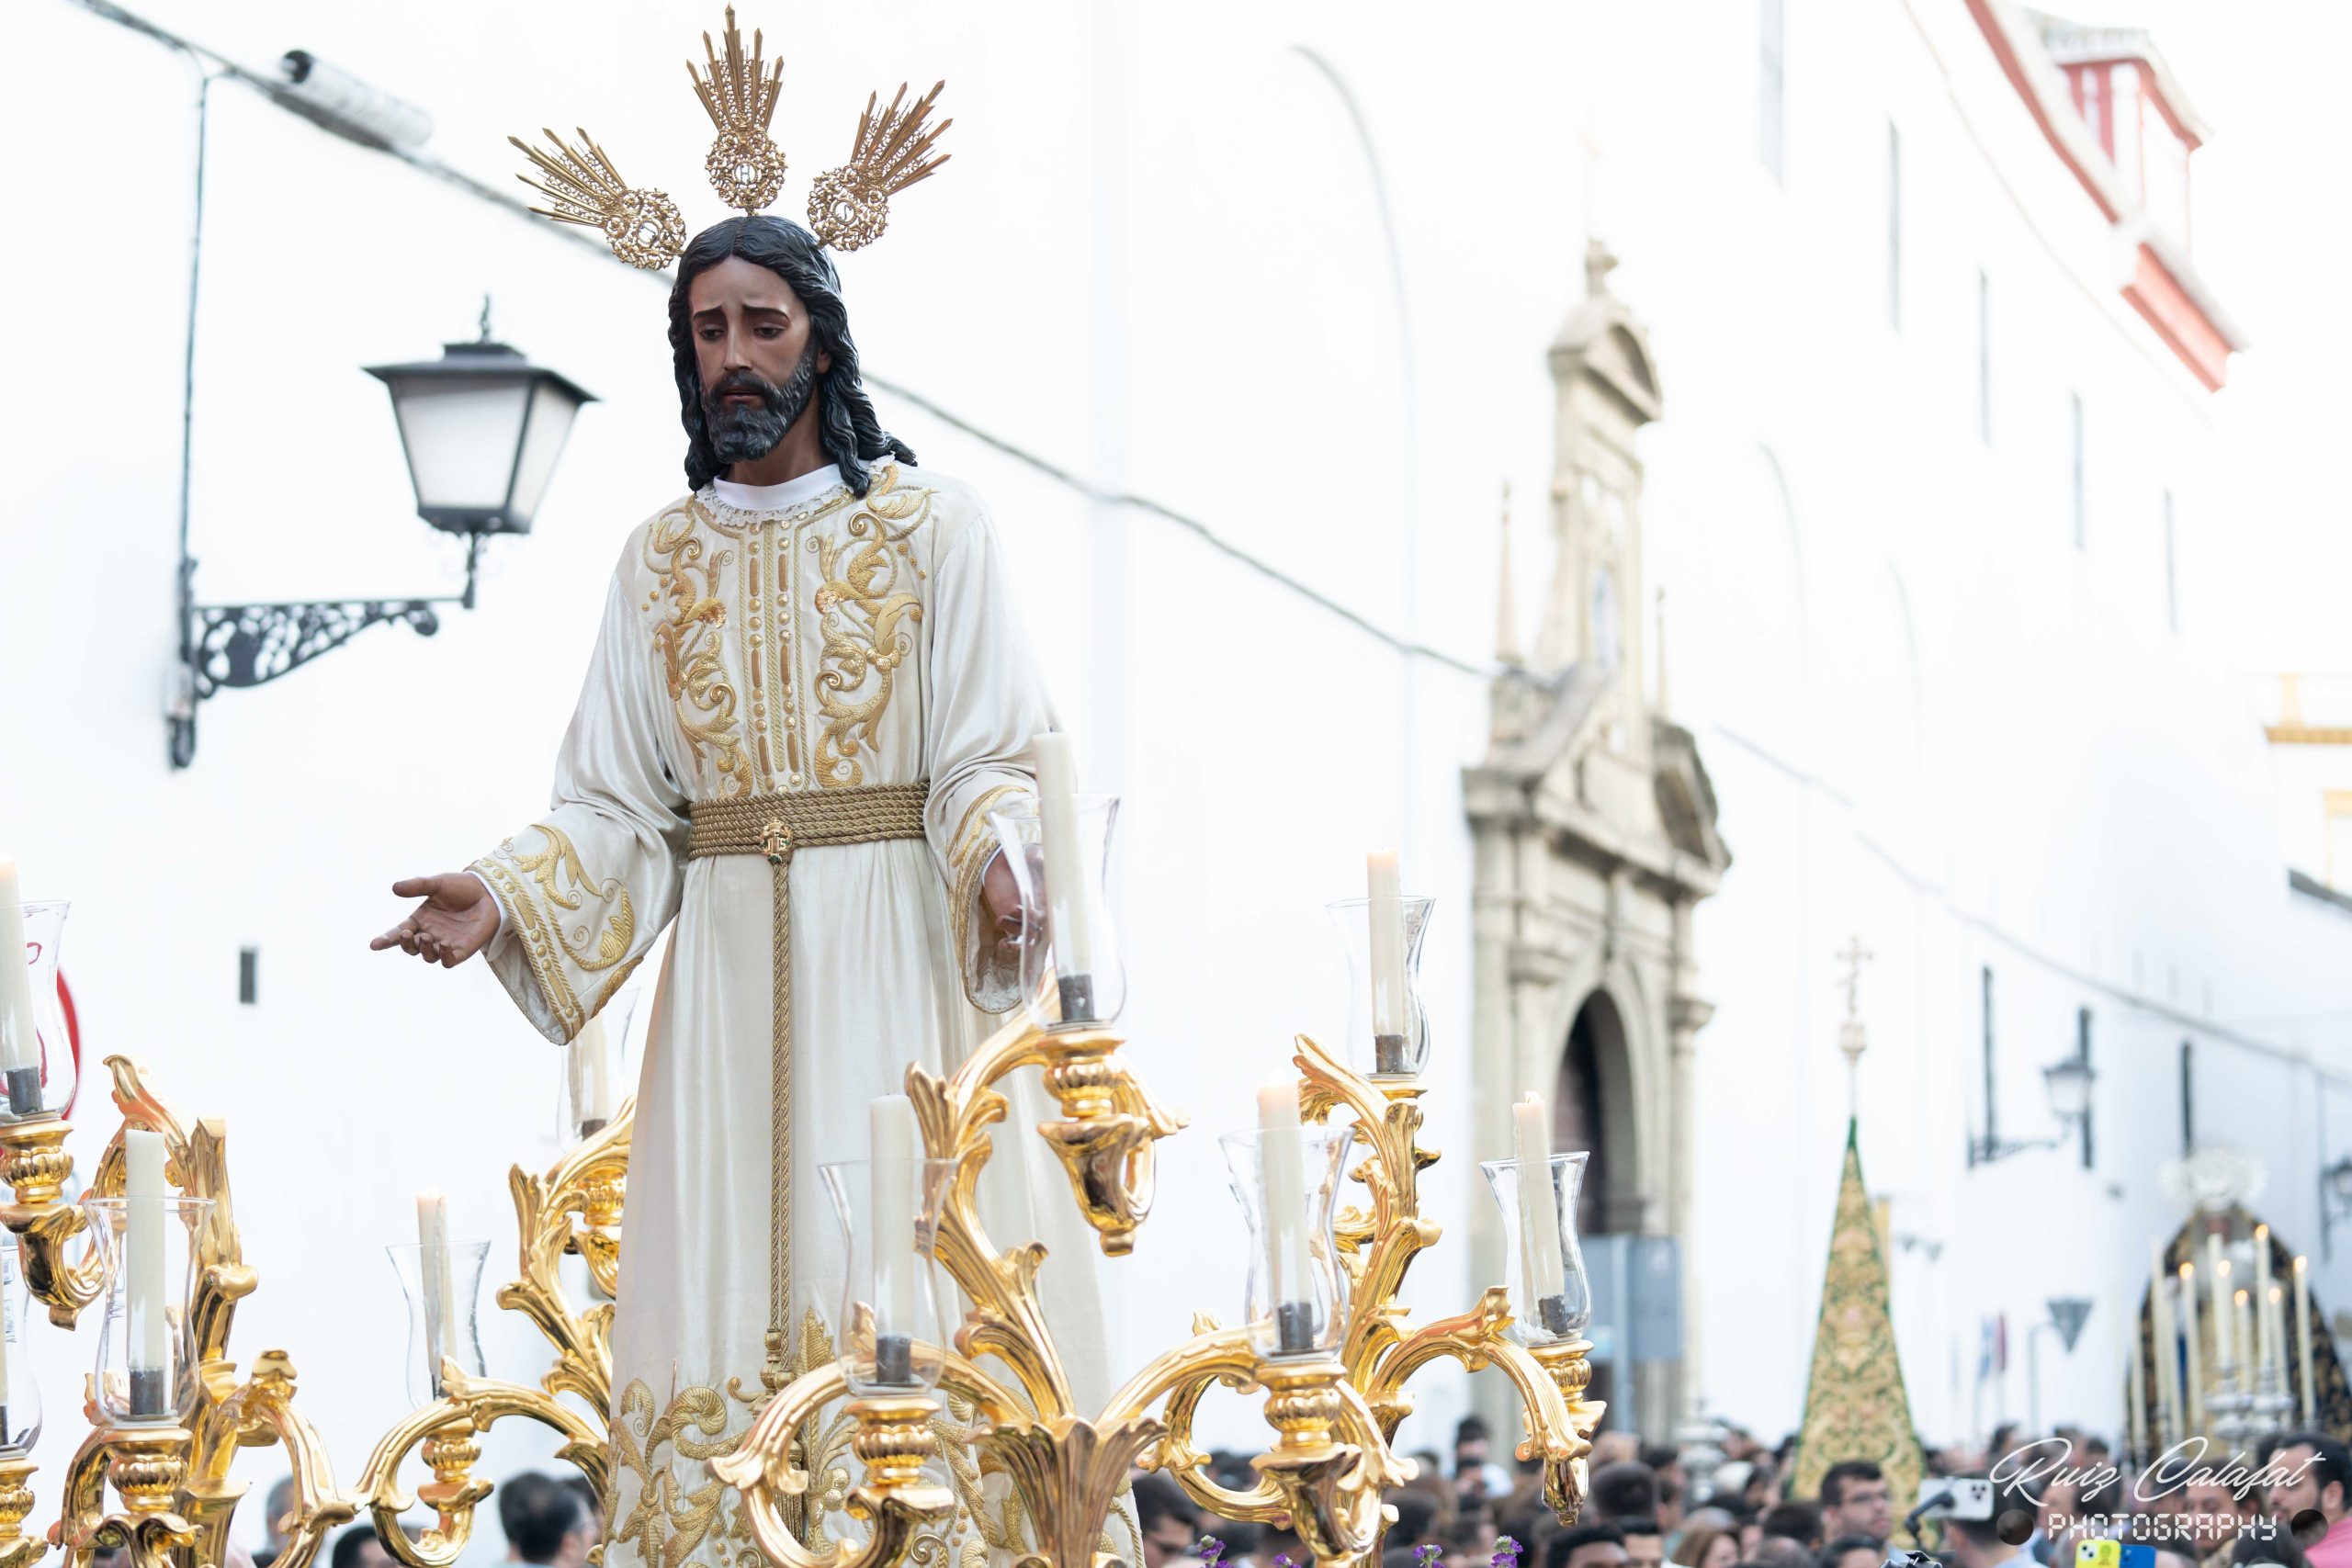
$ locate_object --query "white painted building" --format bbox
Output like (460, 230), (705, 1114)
(3, 0), (2350, 1546)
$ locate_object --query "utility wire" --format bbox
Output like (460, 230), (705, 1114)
(65, 0), (1513, 687)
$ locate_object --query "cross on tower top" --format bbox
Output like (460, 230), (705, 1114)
(1836, 934), (1874, 1020)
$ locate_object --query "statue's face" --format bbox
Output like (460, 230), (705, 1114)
(686, 255), (832, 468)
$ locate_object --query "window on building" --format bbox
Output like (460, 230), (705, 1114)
(2069, 392), (2086, 548)
(2075, 1006), (2094, 1169)
(1980, 965), (1996, 1142)
(2163, 488), (2178, 629)
(1760, 0), (1785, 182)
(1887, 122), (1902, 328)
(1977, 271), (1993, 443)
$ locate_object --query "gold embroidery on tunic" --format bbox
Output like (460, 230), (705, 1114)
(472, 856), (585, 1040)
(647, 502), (755, 797)
(808, 467), (934, 787)
(507, 824), (638, 972)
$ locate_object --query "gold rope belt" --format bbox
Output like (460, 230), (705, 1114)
(686, 780), (929, 1385)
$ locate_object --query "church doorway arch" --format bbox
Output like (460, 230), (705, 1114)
(1556, 987), (1642, 1240)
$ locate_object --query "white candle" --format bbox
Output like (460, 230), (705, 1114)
(2234, 1289), (2254, 1383)
(2179, 1262), (2204, 1436)
(2149, 1240), (2178, 1445)
(2298, 1257), (2317, 1425)
(1031, 732), (1098, 987)
(415, 1190), (456, 1388)
(1366, 852), (1409, 1049)
(1513, 1092), (1568, 1327)
(2268, 1285), (2289, 1394)
(126, 1130), (169, 1384)
(2257, 1225), (2277, 1380)
(1256, 1079), (1314, 1327)
(869, 1095), (918, 1337)
(2210, 1243), (2232, 1371)
(0, 861), (38, 1077)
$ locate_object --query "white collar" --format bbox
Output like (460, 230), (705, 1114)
(709, 465), (846, 513)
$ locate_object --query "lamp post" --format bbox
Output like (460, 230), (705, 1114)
(1967, 1048), (2097, 1168)
(168, 304), (594, 768)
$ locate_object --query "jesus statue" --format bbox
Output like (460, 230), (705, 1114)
(370, 207), (1116, 1563)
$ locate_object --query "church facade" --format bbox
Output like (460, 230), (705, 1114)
(1464, 244), (1730, 1438)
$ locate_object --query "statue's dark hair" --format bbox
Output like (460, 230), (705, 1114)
(667, 216), (913, 495)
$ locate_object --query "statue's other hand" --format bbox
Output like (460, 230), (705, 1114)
(981, 851), (1025, 947)
(370, 873), (501, 968)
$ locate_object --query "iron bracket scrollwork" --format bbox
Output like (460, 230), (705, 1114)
(168, 536), (484, 768)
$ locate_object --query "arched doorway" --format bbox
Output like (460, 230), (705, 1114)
(1556, 988), (1640, 1236)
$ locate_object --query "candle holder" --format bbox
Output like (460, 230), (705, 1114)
(1481, 1154), (1593, 1345)
(819, 1157), (956, 1395)
(81, 1194), (213, 1427)
(0, 902), (74, 1124)
(1221, 1125), (1356, 1360)
(556, 987), (639, 1147)
(0, 1239), (38, 1456)
(989, 796), (1126, 1031)
(1325, 897), (1434, 1080)
(385, 1241), (491, 1404)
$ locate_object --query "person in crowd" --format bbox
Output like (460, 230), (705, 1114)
(1445, 1517), (1501, 1568)
(1134, 1472), (1201, 1568)
(1744, 1539), (1812, 1568)
(2233, 1525), (2308, 1568)
(499, 1472), (590, 1568)
(1549, 1524), (1634, 1568)
(2023, 1473), (2080, 1564)
(1670, 1526), (1740, 1568)
(251, 1475), (300, 1568)
(1736, 1512), (1765, 1561)
(2269, 1434), (2352, 1568)
(1821, 1535), (1883, 1568)
(1390, 1489), (1444, 1550)
(1643, 1447), (1689, 1535)
(1947, 1476), (2037, 1568)
(1759, 1503), (1822, 1553)
(1594, 1464), (1663, 1528)
(1622, 1518), (1665, 1568)
(1817, 1462), (1894, 1547)
(561, 1474), (603, 1559)
(1714, 1465), (1756, 1515)
(1595, 1435), (1645, 1469)
(2185, 1466), (2261, 1568)
(1455, 1416), (1516, 1515)
(330, 1526), (392, 1568)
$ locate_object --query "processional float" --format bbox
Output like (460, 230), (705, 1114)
(0, 801), (1606, 1568)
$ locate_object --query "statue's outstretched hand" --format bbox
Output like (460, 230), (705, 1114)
(370, 874), (500, 968)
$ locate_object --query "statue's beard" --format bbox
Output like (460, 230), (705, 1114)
(702, 342), (822, 468)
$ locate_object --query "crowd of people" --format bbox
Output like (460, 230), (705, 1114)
(1131, 1418), (2352, 1568)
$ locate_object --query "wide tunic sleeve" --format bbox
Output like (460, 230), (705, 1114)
(921, 491), (1056, 1013)
(472, 545), (688, 1044)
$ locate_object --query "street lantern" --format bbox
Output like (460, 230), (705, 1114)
(169, 303), (594, 767)
(365, 319), (596, 537)
(2041, 1055), (2095, 1123)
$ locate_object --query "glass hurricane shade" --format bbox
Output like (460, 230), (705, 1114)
(1325, 895), (1435, 1079)
(1480, 1152), (1594, 1346)
(387, 1239), (492, 1406)
(1220, 1124), (1356, 1360)
(987, 796), (1126, 1030)
(820, 1158), (956, 1394)
(83, 1194), (215, 1426)
(0, 1238), (39, 1454)
(559, 984), (644, 1146)
(2042, 1055), (2095, 1122)
(2, 900), (74, 1122)
(364, 340), (595, 536)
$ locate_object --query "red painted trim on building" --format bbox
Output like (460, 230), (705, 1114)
(1961, 0), (2120, 220)
(2135, 59), (2203, 150)
(2124, 244), (2230, 389)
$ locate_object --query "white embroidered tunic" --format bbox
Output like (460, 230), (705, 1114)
(469, 461), (1113, 1565)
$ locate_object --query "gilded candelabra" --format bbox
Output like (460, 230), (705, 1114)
(0, 1004), (1601, 1568)
(0, 1055), (633, 1568)
(710, 1012), (1605, 1568)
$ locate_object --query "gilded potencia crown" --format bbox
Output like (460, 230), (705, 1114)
(508, 6), (952, 269)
